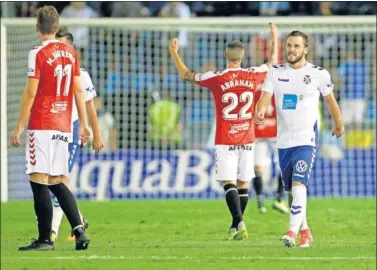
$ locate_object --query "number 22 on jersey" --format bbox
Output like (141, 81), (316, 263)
(222, 91), (254, 120)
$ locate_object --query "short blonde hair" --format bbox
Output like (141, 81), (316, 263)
(225, 40), (245, 61)
(37, 6), (59, 35)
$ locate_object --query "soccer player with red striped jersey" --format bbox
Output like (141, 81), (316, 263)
(10, 6), (91, 251)
(169, 23), (278, 240)
(253, 90), (289, 214)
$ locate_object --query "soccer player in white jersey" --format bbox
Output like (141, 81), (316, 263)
(256, 31), (344, 247)
(51, 30), (104, 242)
(169, 24), (278, 240)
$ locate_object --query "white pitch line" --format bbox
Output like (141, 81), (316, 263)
(12, 256), (376, 261)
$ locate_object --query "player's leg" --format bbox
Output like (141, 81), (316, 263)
(282, 146), (316, 248)
(271, 141), (289, 213)
(47, 176), (90, 250)
(277, 147), (298, 247)
(215, 145), (243, 240)
(253, 140), (267, 213)
(19, 130), (54, 251)
(234, 143), (256, 240)
(46, 130), (89, 250)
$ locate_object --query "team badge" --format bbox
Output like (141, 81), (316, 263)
(303, 75), (311, 84)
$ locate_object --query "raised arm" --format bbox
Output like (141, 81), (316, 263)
(168, 38), (196, 83)
(265, 23), (279, 68)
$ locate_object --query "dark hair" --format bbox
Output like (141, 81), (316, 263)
(226, 40), (245, 50)
(56, 29), (74, 44)
(37, 6), (59, 35)
(287, 31), (309, 47)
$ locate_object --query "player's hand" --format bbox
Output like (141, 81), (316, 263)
(255, 111), (265, 125)
(169, 38), (179, 53)
(332, 125), (344, 138)
(269, 23), (278, 40)
(80, 125), (92, 144)
(92, 135), (104, 153)
(10, 127), (24, 147)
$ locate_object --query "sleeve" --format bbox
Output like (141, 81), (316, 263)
(260, 67), (274, 94)
(248, 64), (269, 85)
(73, 51), (81, 77)
(80, 69), (97, 102)
(318, 69), (334, 97)
(27, 49), (42, 79)
(194, 71), (218, 88)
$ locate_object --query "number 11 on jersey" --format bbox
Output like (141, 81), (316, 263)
(54, 64), (72, 97)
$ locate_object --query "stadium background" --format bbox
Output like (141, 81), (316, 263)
(1, 2), (376, 202)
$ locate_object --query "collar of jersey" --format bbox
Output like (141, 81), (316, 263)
(224, 68), (243, 71)
(41, 40), (60, 45)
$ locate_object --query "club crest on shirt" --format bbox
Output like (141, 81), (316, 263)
(303, 75), (311, 84)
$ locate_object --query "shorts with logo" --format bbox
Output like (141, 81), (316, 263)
(278, 145), (316, 191)
(68, 120), (80, 173)
(214, 143), (255, 182)
(25, 130), (71, 176)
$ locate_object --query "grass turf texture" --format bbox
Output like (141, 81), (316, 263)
(1, 199), (376, 270)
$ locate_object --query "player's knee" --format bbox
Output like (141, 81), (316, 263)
(254, 165), (264, 174)
(292, 181), (306, 187)
(236, 180), (249, 189)
(222, 180), (236, 187)
(254, 170), (263, 178)
(61, 175), (69, 186)
(48, 175), (64, 185)
(29, 173), (49, 185)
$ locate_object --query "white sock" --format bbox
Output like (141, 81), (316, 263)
(301, 216), (309, 230)
(51, 198), (64, 234)
(289, 185), (307, 234)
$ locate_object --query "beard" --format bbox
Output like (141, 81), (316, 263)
(286, 53), (305, 65)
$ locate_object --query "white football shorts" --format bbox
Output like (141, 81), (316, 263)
(25, 130), (71, 176)
(254, 139), (279, 167)
(214, 143), (255, 182)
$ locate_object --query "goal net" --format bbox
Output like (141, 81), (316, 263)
(1, 17), (376, 201)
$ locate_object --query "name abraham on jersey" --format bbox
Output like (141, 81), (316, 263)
(228, 144), (253, 151)
(51, 134), (69, 143)
(220, 80), (254, 91)
(47, 50), (76, 66)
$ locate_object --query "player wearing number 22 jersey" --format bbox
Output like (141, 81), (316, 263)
(169, 23), (279, 241)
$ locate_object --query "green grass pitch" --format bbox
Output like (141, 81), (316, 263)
(1, 199), (376, 270)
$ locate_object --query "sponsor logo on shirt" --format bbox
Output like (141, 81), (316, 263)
(278, 78), (289, 82)
(282, 94), (298, 110)
(50, 101), (68, 113)
(229, 122), (250, 134)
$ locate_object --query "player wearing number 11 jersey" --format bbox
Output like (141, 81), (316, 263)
(169, 23), (279, 240)
(10, 6), (91, 251)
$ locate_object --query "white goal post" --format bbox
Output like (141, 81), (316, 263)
(1, 16), (376, 202)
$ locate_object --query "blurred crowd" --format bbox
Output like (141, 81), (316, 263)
(6, 1), (377, 18)
(3, 2), (376, 151)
